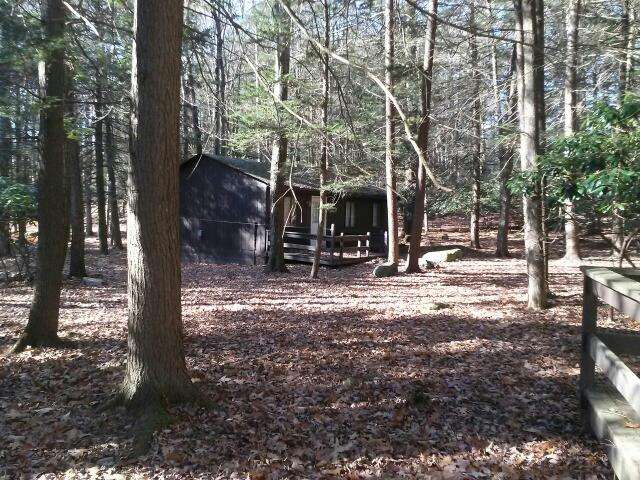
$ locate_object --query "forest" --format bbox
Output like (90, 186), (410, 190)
(0, 0), (639, 478)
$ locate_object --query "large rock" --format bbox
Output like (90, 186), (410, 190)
(373, 262), (398, 278)
(82, 277), (105, 287)
(421, 248), (463, 264)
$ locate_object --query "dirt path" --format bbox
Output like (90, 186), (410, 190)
(0, 226), (624, 479)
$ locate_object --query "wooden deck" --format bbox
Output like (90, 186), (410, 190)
(283, 251), (384, 267)
(580, 267), (640, 480)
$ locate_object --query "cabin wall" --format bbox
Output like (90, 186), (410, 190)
(180, 159), (269, 264)
(180, 155), (388, 263)
(282, 190), (315, 227)
(328, 197), (387, 252)
(283, 191), (386, 234)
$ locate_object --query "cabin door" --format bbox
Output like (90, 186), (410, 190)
(310, 196), (321, 247)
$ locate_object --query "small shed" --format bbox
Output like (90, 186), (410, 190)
(180, 153), (388, 265)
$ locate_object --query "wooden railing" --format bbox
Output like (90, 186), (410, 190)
(285, 225), (372, 265)
(268, 224), (380, 265)
(579, 266), (640, 480)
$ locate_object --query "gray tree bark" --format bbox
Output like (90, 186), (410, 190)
(94, 83), (109, 255)
(515, 0), (546, 310)
(67, 87), (86, 278)
(84, 145), (94, 237)
(310, 0), (330, 279)
(563, 0), (581, 262)
(105, 115), (123, 249)
(185, 53), (203, 156)
(267, 1), (291, 273)
(384, 0), (399, 264)
(495, 47), (517, 258)
(469, 1), (482, 249)
(212, 6), (227, 156)
(534, 0), (550, 292)
(612, 0), (635, 257)
(0, 25), (12, 256)
(406, 0), (438, 273)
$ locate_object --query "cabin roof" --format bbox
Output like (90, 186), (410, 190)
(182, 153), (386, 199)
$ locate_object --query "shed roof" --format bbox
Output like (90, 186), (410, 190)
(182, 153), (386, 199)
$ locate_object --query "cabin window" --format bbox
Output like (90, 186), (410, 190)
(345, 201), (356, 227)
(372, 203), (380, 227)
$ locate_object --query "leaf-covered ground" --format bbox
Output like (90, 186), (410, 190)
(0, 220), (631, 479)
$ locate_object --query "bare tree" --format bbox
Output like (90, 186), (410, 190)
(67, 84), (86, 278)
(469, 0), (482, 249)
(310, 0), (330, 279)
(384, 0), (399, 264)
(212, 4), (227, 155)
(612, 0), (635, 256)
(562, 0), (581, 262)
(84, 148), (93, 237)
(105, 114), (123, 249)
(267, 0), (291, 273)
(515, 0), (546, 310)
(183, 51), (203, 157)
(495, 47), (517, 258)
(406, 0), (438, 273)
(0, 29), (12, 256)
(94, 82), (108, 255)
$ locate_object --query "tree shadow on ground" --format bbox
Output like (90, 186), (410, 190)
(1, 302), (608, 478)
(0, 243), (616, 478)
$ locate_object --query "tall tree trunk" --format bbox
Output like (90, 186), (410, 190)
(310, 0), (330, 279)
(515, 0), (546, 310)
(13, 87), (29, 255)
(563, 0), (581, 262)
(67, 87), (86, 278)
(13, 0), (69, 352)
(0, 117), (11, 256)
(84, 149), (94, 237)
(624, 6), (636, 92)
(94, 84), (109, 254)
(83, 96), (93, 238)
(406, 0), (438, 273)
(618, 0), (632, 101)
(0, 26), (11, 181)
(105, 115), (123, 249)
(16, 116), (30, 255)
(185, 53), (203, 156)
(469, 1), (481, 249)
(181, 94), (190, 160)
(612, 0), (634, 256)
(384, 0), (399, 264)
(534, 0), (549, 292)
(122, 0), (194, 407)
(267, 1), (291, 273)
(0, 31), (12, 256)
(495, 47), (517, 258)
(212, 6), (227, 155)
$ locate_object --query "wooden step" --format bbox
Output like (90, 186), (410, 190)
(585, 385), (640, 479)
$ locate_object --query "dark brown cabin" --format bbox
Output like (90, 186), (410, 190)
(180, 154), (388, 265)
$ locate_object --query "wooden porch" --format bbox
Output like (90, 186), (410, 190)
(268, 225), (386, 267)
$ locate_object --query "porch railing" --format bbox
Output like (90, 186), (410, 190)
(268, 224), (383, 265)
(579, 266), (640, 480)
